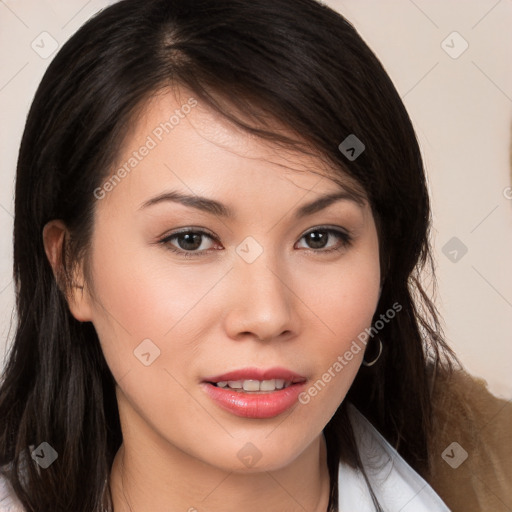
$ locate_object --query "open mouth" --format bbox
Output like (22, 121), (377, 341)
(202, 378), (308, 419)
(208, 378), (302, 393)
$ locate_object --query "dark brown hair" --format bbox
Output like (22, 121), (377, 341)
(0, 0), (457, 510)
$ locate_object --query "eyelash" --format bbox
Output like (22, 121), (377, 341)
(158, 226), (353, 259)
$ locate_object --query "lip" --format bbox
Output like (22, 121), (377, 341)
(201, 367), (307, 419)
(202, 366), (307, 384)
(201, 381), (307, 419)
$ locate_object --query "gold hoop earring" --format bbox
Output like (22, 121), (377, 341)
(362, 338), (383, 367)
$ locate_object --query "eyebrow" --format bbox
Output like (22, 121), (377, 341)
(139, 188), (365, 219)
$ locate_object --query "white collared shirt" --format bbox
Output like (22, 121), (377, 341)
(340, 403), (451, 511)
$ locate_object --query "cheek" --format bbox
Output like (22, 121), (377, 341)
(86, 243), (224, 448)
(85, 229), (228, 382)
(301, 244), (381, 343)
(293, 243), (380, 413)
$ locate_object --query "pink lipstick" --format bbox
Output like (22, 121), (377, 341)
(201, 367), (307, 419)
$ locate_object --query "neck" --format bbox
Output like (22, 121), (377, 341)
(109, 429), (330, 512)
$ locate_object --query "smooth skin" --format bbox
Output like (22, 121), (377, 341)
(43, 87), (381, 512)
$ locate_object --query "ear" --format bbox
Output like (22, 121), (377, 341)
(42, 220), (93, 322)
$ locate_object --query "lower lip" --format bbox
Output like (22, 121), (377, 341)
(201, 382), (307, 419)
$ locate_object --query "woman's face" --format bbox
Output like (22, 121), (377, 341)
(75, 88), (381, 472)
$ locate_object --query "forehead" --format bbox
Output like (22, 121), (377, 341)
(102, 87), (366, 208)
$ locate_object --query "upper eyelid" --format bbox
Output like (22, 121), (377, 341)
(161, 224), (349, 236)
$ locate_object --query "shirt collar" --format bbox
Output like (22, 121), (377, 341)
(337, 403), (450, 511)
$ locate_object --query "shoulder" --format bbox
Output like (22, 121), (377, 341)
(428, 366), (512, 511)
(0, 469), (26, 512)
(338, 403), (451, 511)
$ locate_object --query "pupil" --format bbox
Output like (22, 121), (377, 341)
(308, 231), (327, 249)
(179, 233), (202, 250)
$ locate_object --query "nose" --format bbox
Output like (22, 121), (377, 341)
(223, 251), (299, 342)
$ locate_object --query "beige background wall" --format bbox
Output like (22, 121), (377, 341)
(1, 0), (511, 397)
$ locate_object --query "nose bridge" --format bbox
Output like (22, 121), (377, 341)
(225, 238), (296, 340)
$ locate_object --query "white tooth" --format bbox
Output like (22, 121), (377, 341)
(260, 379), (276, 391)
(228, 380), (243, 389)
(242, 380), (261, 392)
(217, 381), (228, 388)
(275, 379), (285, 390)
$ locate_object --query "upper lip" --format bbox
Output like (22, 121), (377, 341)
(203, 367), (307, 384)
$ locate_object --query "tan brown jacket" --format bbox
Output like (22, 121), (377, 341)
(428, 368), (512, 511)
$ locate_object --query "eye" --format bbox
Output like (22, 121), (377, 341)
(296, 227), (352, 253)
(158, 226), (352, 259)
(159, 229), (219, 258)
